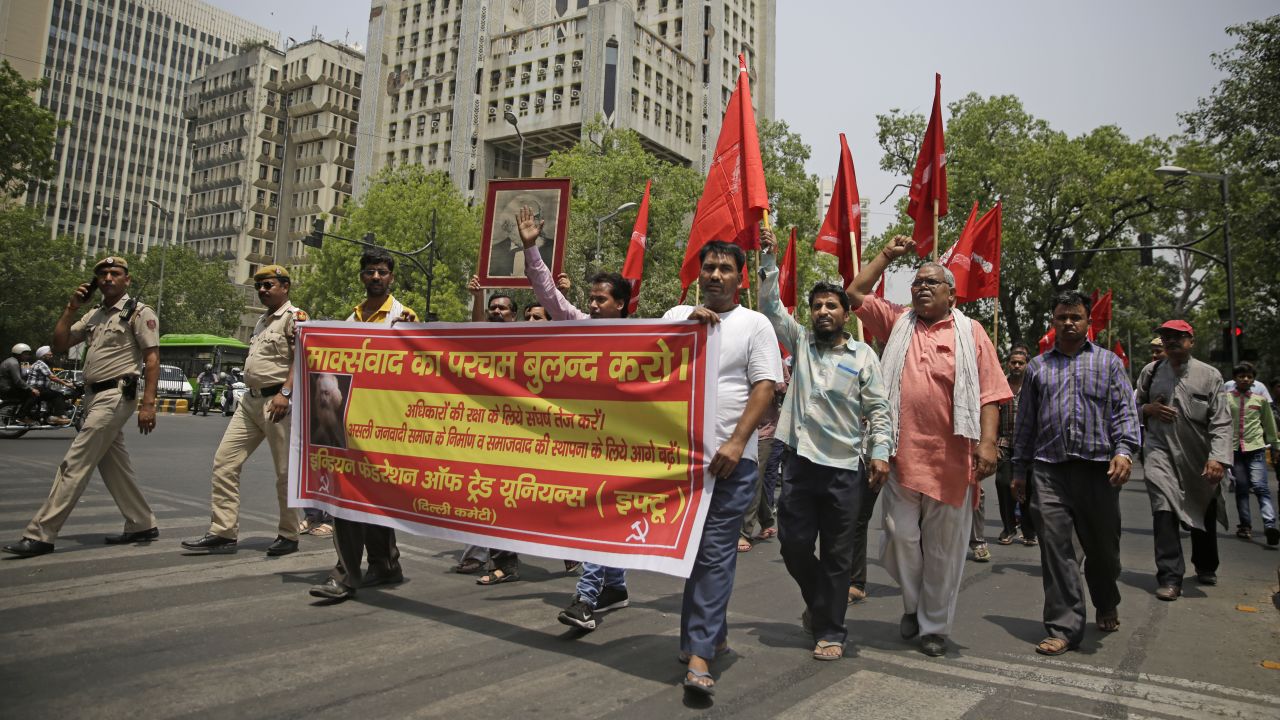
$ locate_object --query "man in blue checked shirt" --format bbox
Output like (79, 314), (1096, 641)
(759, 228), (892, 662)
(1011, 290), (1141, 657)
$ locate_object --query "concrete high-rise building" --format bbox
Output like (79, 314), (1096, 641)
(354, 0), (775, 203)
(817, 176), (870, 239)
(0, 0), (274, 256)
(184, 38), (363, 287)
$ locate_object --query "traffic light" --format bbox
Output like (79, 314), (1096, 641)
(1138, 233), (1154, 266)
(302, 219), (325, 249)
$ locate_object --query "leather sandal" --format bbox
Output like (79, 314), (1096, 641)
(1035, 637), (1072, 656)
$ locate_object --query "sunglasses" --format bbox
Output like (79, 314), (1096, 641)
(254, 280), (281, 290)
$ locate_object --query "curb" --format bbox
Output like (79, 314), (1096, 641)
(157, 398), (188, 414)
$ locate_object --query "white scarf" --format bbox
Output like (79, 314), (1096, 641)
(347, 297), (403, 326)
(879, 306), (982, 451)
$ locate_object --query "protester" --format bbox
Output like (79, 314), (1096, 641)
(524, 302), (549, 321)
(1011, 291), (1140, 655)
(665, 240), (782, 695)
(849, 235), (1009, 658)
(309, 249), (417, 602)
(993, 345), (1035, 547)
(1136, 320), (1232, 599)
(759, 228), (891, 661)
(4, 257), (161, 558)
(182, 266), (306, 557)
(1227, 362), (1278, 544)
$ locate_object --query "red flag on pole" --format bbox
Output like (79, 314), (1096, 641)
(679, 53), (769, 300)
(873, 276), (886, 299)
(779, 226), (798, 314)
(1038, 328), (1056, 355)
(907, 73), (948, 258)
(1088, 290), (1112, 341)
(1113, 340), (1129, 368)
(940, 201), (1001, 303)
(814, 133), (862, 289)
(620, 180), (652, 316)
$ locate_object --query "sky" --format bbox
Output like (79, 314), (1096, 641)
(209, 0), (1276, 238)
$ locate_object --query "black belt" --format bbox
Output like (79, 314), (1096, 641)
(248, 384), (284, 398)
(88, 376), (137, 394)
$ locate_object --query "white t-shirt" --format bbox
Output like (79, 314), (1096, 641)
(663, 304), (783, 462)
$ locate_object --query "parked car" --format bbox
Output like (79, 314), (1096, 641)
(157, 364), (194, 404)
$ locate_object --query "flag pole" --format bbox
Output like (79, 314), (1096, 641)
(931, 198), (940, 262)
(992, 298), (1000, 352)
(850, 230), (864, 342)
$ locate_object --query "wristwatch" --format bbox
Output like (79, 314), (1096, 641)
(280, 387), (292, 399)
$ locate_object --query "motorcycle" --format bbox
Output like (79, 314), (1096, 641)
(0, 382), (86, 439)
(193, 381), (215, 416)
(222, 380), (247, 416)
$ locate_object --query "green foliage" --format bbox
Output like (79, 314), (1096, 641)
(291, 165), (481, 321)
(0, 206), (85, 351)
(126, 245), (243, 337)
(0, 60), (62, 198)
(874, 94), (1176, 353)
(542, 119), (703, 317)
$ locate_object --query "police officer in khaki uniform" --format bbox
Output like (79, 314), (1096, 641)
(4, 256), (160, 558)
(182, 266), (307, 556)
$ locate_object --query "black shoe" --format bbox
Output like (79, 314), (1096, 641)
(900, 612), (920, 639)
(3, 537), (54, 558)
(920, 634), (947, 657)
(361, 566), (405, 587)
(265, 536), (298, 556)
(1266, 526), (1280, 546)
(596, 585), (630, 612)
(104, 527), (159, 544)
(309, 578), (355, 602)
(557, 595), (597, 631)
(1155, 584), (1181, 601)
(181, 533), (237, 552)
(1196, 573), (1218, 586)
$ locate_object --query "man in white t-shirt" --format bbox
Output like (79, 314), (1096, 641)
(664, 240), (782, 697)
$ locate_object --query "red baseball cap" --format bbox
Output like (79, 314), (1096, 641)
(1157, 320), (1194, 336)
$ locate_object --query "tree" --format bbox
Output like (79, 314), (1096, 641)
(291, 165), (482, 321)
(0, 206), (85, 351)
(0, 60), (61, 198)
(873, 94), (1178, 352)
(1181, 15), (1280, 373)
(542, 120), (703, 317)
(126, 246), (243, 337)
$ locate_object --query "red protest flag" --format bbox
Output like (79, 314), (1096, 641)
(907, 73), (948, 258)
(1038, 328), (1056, 355)
(874, 276), (886, 299)
(814, 133), (862, 288)
(1113, 340), (1129, 368)
(779, 226), (798, 314)
(1089, 290), (1112, 341)
(679, 53), (769, 299)
(941, 201), (1001, 304)
(621, 180), (652, 316)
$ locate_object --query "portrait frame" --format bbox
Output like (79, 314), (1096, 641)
(476, 177), (571, 289)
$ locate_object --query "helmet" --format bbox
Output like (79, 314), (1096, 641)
(220, 372), (228, 380)
(205, 363), (213, 371)
(11, 343), (31, 355)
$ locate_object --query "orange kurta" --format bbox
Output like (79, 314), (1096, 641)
(855, 295), (1011, 507)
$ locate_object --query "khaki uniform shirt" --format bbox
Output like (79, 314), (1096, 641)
(244, 300), (305, 389)
(69, 294), (159, 384)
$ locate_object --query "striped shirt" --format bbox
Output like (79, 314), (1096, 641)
(760, 254), (892, 471)
(1011, 341), (1140, 476)
(1229, 390), (1279, 452)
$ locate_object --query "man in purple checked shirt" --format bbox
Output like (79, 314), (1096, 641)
(1011, 290), (1141, 657)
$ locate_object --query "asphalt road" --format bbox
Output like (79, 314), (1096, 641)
(1, 413), (1278, 719)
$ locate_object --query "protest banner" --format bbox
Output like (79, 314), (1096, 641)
(288, 319), (720, 577)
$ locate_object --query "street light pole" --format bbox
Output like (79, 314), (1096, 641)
(146, 199), (173, 321)
(593, 202), (639, 268)
(504, 110), (524, 178)
(302, 215), (441, 320)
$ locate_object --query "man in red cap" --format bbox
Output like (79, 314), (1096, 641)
(1136, 320), (1232, 600)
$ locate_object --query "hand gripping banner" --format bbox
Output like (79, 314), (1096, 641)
(289, 319), (720, 577)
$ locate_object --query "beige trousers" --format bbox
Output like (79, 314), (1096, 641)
(207, 393), (299, 540)
(26, 387), (155, 543)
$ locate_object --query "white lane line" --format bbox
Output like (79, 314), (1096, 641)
(1002, 652), (1280, 706)
(779, 670), (985, 720)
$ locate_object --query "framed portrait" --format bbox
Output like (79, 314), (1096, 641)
(476, 178), (571, 288)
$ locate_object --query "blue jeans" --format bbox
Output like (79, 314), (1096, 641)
(680, 458), (757, 659)
(576, 563), (626, 607)
(1233, 449), (1276, 529)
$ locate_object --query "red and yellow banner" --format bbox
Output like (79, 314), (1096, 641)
(288, 320), (720, 577)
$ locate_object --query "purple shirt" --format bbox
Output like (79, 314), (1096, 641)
(1011, 341), (1140, 476)
(523, 247), (586, 320)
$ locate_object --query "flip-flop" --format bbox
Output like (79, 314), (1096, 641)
(476, 568), (519, 585)
(682, 669), (715, 697)
(1096, 612), (1120, 632)
(737, 538), (753, 552)
(1035, 637), (1072, 656)
(757, 527), (777, 540)
(813, 640), (844, 661)
(453, 558), (485, 575)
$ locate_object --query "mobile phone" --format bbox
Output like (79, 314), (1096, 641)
(81, 277), (98, 301)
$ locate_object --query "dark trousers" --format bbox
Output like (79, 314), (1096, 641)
(742, 437), (780, 538)
(994, 459), (1037, 539)
(849, 474), (881, 591)
(777, 451), (863, 644)
(330, 517), (401, 589)
(1152, 499), (1219, 587)
(1030, 460), (1122, 647)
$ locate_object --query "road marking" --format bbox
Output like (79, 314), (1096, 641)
(779, 670), (985, 719)
(0, 504), (177, 523)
